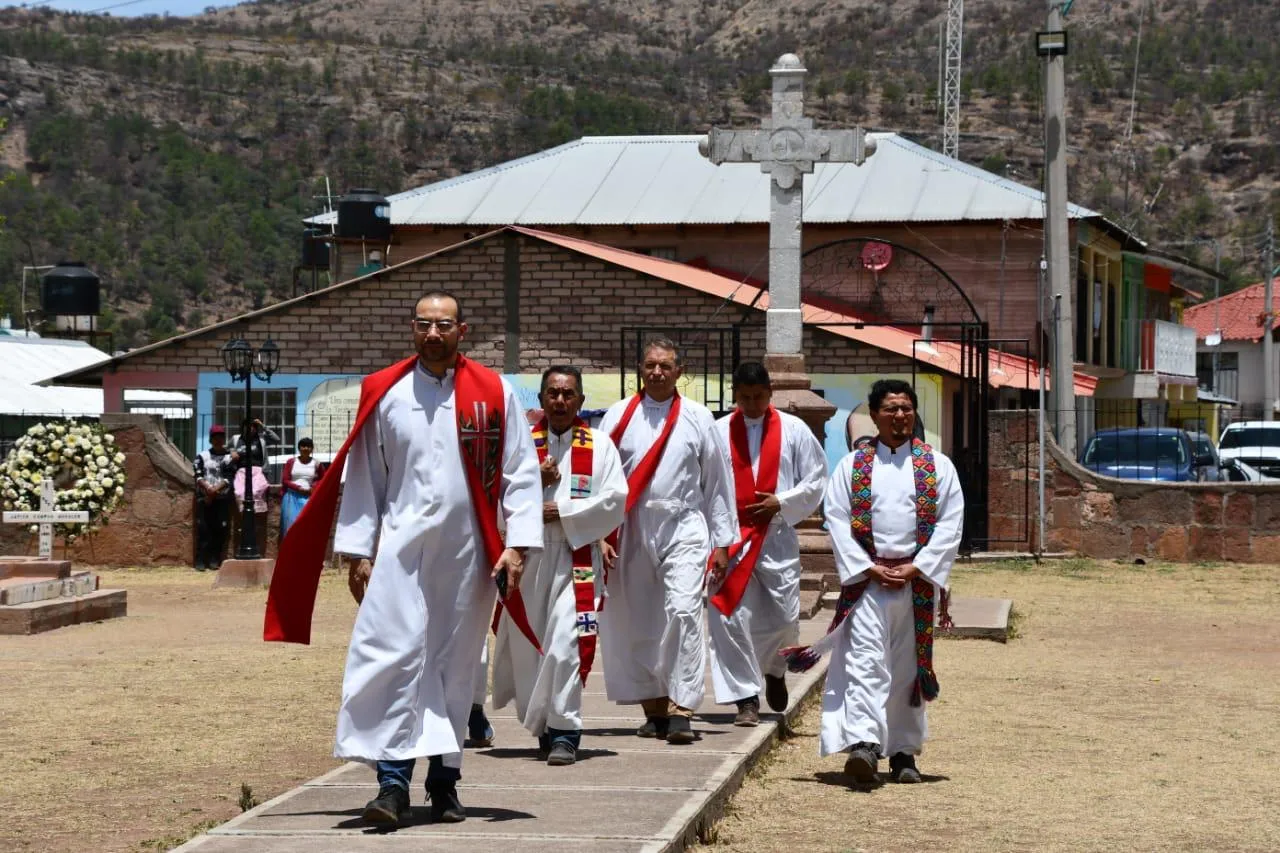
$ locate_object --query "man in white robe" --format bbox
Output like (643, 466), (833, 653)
(819, 378), (964, 784)
(707, 361), (826, 726)
(597, 338), (737, 745)
(336, 292), (542, 825)
(492, 366), (627, 765)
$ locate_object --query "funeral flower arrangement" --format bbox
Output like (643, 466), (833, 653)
(0, 421), (127, 541)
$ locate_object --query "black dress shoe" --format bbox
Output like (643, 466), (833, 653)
(843, 742), (881, 784)
(466, 703), (494, 748)
(764, 674), (789, 712)
(427, 782), (466, 823)
(665, 715), (695, 744)
(637, 716), (669, 738)
(889, 752), (922, 783)
(537, 733), (551, 757)
(362, 784), (409, 826)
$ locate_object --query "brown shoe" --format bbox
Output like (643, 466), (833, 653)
(733, 697), (760, 727)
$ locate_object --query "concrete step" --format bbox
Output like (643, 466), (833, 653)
(798, 588), (824, 620)
(0, 571), (96, 606)
(0, 588), (126, 635)
(817, 589), (1011, 642)
(0, 559), (72, 580)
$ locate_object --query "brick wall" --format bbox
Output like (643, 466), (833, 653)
(113, 232), (914, 380)
(987, 409), (1280, 561)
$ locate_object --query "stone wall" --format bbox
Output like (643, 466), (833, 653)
(987, 409), (1280, 562)
(0, 414), (285, 567)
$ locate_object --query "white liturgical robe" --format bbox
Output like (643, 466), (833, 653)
(819, 440), (964, 758)
(597, 394), (738, 711)
(492, 426), (628, 735)
(332, 364), (542, 770)
(708, 410), (827, 705)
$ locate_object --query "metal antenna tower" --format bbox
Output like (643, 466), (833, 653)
(942, 0), (964, 160)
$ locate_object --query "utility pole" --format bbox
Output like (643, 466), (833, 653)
(1265, 218), (1275, 422)
(942, 0), (964, 160)
(1042, 1), (1076, 455)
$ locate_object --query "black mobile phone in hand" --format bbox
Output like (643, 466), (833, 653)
(495, 567), (509, 600)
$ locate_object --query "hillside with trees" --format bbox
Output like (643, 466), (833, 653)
(0, 0), (1276, 348)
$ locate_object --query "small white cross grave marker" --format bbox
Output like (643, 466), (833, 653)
(3, 479), (90, 558)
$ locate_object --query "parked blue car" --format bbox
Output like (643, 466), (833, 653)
(1078, 427), (1214, 482)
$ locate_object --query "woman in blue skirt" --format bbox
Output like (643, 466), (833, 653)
(280, 437), (326, 538)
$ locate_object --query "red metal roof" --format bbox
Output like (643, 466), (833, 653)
(514, 227), (1097, 396)
(1183, 280), (1278, 343)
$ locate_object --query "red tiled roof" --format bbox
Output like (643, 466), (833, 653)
(1183, 280), (1278, 343)
(514, 227), (1098, 396)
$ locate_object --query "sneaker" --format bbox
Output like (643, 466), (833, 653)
(361, 784), (409, 826)
(427, 782), (466, 823)
(733, 697), (761, 727)
(466, 703), (494, 748)
(546, 741), (576, 766)
(665, 714), (695, 744)
(637, 716), (669, 739)
(843, 742), (880, 784)
(889, 752), (922, 784)
(764, 674), (789, 713)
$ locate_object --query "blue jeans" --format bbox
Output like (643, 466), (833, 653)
(375, 756), (460, 791)
(547, 727), (580, 750)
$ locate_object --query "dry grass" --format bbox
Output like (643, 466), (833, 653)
(0, 566), (356, 853)
(4, 561), (1279, 852)
(697, 559), (1280, 853)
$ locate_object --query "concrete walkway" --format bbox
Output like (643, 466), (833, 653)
(174, 619), (831, 853)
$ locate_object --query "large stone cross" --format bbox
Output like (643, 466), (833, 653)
(2, 479), (89, 559)
(700, 53), (875, 357)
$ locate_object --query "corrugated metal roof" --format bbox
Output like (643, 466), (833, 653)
(310, 134), (1098, 227)
(0, 337), (109, 416)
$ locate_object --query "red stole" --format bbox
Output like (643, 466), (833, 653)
(710, 407), (782, 616)
(531, 417), (599, 684)
(264, 355), (540, 653)
(609, 392), (683, 515)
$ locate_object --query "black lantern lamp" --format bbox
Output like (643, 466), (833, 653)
(220, 335), (281, 559)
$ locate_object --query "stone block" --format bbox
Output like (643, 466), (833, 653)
(1051, 495), (1081, 529)
(1225, 491), (1255, 523)
(1130, 526), (1150, 555)
(129, 489), (176, 526)
(1193, 492), (1224, 527)
(1249, 533), (1280, 563)
(1154, 527), (1189, 561)
(1053, 472), (1083, 497)
(0, 559), (72, 580)
(1077, 524), (1130, 559)
(1116, 489), (1192, 525)
(0, 571), (94, 605)
(1187, 526), (1224, 561)
(214, 558), (274, 589)
(1253, 492), (1280, 530)
(1081, 490), (1117, 523)
(0, 588), (127, 635)
(1223, 527), (1252, 562)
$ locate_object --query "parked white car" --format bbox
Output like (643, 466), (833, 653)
(1217, 421), (1280, 480)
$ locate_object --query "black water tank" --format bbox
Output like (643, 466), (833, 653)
(337, 188), (391, 241)
(41, 262), (101, 316)
(300, 227), (331, 268)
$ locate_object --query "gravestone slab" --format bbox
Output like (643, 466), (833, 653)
(213, 558), (275, 589)
(0, 588), (127, 635)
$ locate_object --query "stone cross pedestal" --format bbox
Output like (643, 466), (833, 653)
(0, 480), (126, 634)
(700, 53), (876, 440)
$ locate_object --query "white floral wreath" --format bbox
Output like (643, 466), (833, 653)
(0, 421), (127, 542)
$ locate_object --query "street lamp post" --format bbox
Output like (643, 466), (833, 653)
(219, 336), (280, 560)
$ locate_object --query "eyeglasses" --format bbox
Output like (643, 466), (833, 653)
(413, 318), (458, 333)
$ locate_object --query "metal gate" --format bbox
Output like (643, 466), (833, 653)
(618, 325), (740, 416)
(799, 237), (1033, 552)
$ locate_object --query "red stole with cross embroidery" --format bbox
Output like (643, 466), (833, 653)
(265, 355), (541, 654)
(532, 417), (599, 685)
(709, 407), (782, 616)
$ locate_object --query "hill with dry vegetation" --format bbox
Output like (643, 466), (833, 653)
(0, 0), (1275, 347)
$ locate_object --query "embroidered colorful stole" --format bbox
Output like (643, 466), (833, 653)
(709, 407), (782, 616)
(532, 417), (599, 685)
(781, 437), (950, 707)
